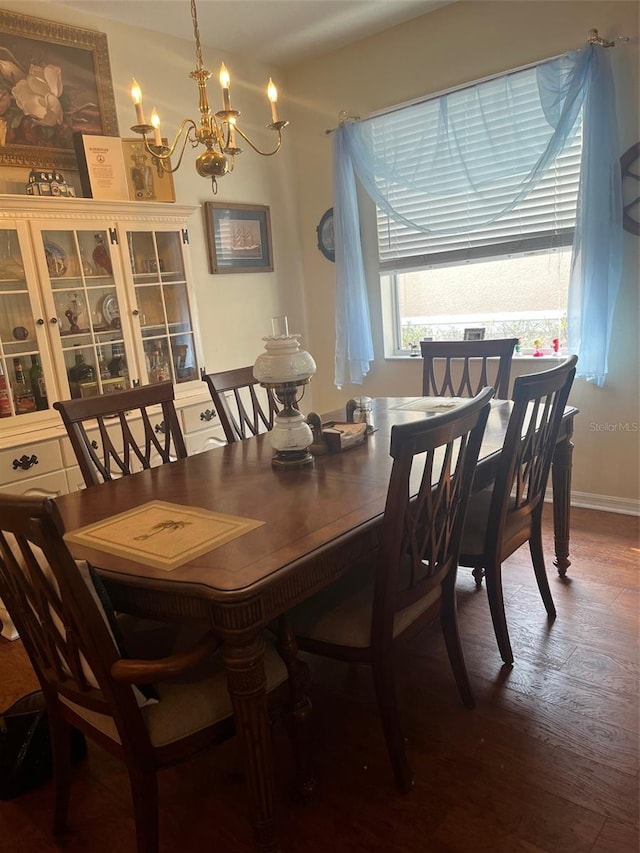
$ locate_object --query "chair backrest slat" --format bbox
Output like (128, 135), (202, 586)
(372, 388), (494, 646)
(420, 339), (517, 399)
(54, 382), (187, 488)
(0, 496), (147, 734)
(485, 356), (578, 553)
(202, 366), (279, 443)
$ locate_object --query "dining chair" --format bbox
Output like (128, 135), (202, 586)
(459, 355), (578, 665)
(202, 366), (279, 443)
(54, 382), (187, 487)
(288, 387), (494, 792)
(420, 338), (518, 399)
(0, 494), (297, 853)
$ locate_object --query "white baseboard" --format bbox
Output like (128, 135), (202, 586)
(545, 488), (640, 516)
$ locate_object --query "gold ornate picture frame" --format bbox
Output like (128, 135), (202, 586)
(122, 138), (176, 203)
(0, 9), (119, 172)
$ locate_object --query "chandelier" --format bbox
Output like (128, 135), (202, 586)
(129, 0), (288, 192)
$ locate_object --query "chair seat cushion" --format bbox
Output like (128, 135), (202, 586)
(460, 488), (526, 557)
(59, 620), (288, 748)
(288, 561), (441, 650)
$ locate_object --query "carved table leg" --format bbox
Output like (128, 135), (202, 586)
(222, 635), (280, 853)
(551, 435), (574, 577)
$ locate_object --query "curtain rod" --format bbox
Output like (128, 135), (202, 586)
(324, 28), (630, 135)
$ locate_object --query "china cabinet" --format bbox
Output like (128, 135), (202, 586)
(0, 196), (224, 498)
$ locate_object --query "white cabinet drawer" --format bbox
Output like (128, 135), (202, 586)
(0, 470), (68, 497)
(0, 439), (63, 487)
(185, 427), (226, 456)
(180, 401), (219, 435)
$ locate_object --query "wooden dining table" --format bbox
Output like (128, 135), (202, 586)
(54, 396), (577, 853)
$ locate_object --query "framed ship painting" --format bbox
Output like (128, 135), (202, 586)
(204, 202), (273, 274)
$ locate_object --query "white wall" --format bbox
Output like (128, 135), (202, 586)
(1, 0), (307, 377)
(284, 0), (640, 508)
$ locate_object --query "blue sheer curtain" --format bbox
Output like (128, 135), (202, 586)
(333, 44), (621, 388)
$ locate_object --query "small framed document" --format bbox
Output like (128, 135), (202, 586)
(73, 133), (129, 201)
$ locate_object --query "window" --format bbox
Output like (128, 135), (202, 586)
(375, 63), (582, 354)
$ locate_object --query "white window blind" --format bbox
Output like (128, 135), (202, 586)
(375, 64), (582, 273)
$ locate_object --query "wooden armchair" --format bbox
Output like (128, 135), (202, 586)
(202, 366), (279, 443)
(459, 356), (578, 664)
(420, 338), (518, 399)
(288, 388), (494, 791)
(54, 382), (187, 487)
(0, 494), (298, 853)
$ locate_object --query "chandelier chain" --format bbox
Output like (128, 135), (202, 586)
(191, 0), (204, 72)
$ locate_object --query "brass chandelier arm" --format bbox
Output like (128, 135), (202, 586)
(140, 119), (203, 173)
(234, 124), (285, 157)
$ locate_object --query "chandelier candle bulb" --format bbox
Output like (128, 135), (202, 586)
(220, 63), (231, 111)
(150, 109), (162, 146)
(130, 78), (146, 125)
(267, 79), (279, 124)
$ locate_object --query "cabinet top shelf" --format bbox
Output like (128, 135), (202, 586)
(0, 195), (199, 221)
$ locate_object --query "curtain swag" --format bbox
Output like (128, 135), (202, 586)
(333, 43), (621, 388)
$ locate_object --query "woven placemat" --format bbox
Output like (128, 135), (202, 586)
(64, 500), (264, 572)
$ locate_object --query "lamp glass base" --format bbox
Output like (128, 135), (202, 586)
(272, 448), (314, 468)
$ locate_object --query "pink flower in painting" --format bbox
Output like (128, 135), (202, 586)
(12, 63), (64, 127)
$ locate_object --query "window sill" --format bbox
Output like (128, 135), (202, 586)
(388, 353), (573, 362)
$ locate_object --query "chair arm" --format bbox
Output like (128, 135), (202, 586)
(110, 632), (220, 684)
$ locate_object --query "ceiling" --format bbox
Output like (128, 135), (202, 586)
(56, 0), (454, 67)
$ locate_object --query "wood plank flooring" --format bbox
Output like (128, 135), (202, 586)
(0, 506), (638, 852)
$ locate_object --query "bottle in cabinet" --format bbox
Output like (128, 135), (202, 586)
(149, 349), (170, 383)
(13, 357), (36, 414)
(68, 350), (95, 398)
(29, 355), (48, 411)
(0, 362), (11, 417)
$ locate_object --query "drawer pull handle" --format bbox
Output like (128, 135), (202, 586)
(12, 454), (39, 471)
(91, 440), (99, 450)
(200, 409), (216, 422)
(155, 421), (166, 435)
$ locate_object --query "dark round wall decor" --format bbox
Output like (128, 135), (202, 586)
(621, 141), (640, 236)
(316, 207), (335, 262)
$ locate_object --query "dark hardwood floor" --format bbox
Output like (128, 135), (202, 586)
(1, 506), (638, 852)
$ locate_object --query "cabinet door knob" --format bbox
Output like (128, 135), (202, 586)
(12, 454), (39, 471)
(49, 317), (58, 325)
(155, 421), (166, 435)
(37, 318), (45, 326)
(200, 409), (216, 422)
(91, 440), (99, 449)
(132, 309), (139, 316)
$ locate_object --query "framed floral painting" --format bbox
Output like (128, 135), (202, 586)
(0, 9), (119, 172)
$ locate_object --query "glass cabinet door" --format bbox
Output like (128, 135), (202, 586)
(37, 227), (133, 399)
(126, 229), (200, 385)
(0, 228), (51, 420)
